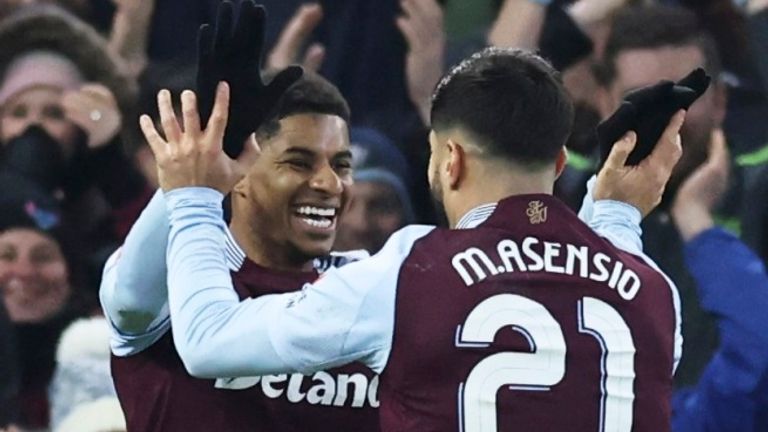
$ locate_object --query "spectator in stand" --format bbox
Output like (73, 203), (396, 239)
(0, 5), (149, 247)
(335, 127), (414, 254)
(0, 188), (88, 430)
(57, 397), (126, 432)
(738, 0), (768, 265)
(670, 129), (768, 431)
(0, 301), (18, 430)
(0, 0), (90, 21)
(396, 0), (598, 222)
(49, 316), (120, 431)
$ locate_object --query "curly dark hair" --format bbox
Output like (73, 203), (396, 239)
(255, 70), (351, 140)
(431, 47), (573, 166)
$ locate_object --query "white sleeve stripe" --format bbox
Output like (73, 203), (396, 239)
(224, 227), (246, 269)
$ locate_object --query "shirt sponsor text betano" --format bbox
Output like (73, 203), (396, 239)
(215, 372), (380, 408)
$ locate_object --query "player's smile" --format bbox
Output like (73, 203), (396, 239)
(229, 113), (352, 266)
(291, 204), (340, 234)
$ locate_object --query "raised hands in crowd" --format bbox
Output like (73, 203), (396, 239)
(267, 3), (326, 72)
(397, 0), (445, 125)
(108, 0), (156, 79)
(61, 83), (122, 149)
(672, 129), (729, 240)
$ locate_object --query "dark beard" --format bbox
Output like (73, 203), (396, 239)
(429, 161), (444, 207)
(428, 172), (450, 227)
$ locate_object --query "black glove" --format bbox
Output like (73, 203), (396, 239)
(597, 68), (711, 166)
(197, 0), (303, 158)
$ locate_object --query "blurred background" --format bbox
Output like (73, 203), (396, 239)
(1, 0), (767, 430)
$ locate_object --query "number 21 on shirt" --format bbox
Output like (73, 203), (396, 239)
(457, 294), (636, 432)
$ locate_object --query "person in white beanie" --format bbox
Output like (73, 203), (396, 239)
(56, 397), (126, 432)
(48, 316), (118, 431)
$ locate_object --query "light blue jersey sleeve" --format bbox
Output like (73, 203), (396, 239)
(165, 185), (648, 379)
(165, 187), (433, 378)
(99, 189), (172, 356)
(579, 175), (682, 373)
(579, 175), (643, 256)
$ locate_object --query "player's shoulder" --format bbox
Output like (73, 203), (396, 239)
(316, 225), (436, 272)
(314, 249), (370, 273)
(323, 225), (437, 279)
(379, 224), (437, 257)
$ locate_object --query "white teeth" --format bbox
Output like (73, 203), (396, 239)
(296, 206), (336, 217)
(301, 217), (332, 228)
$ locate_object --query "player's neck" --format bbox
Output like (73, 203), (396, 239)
(446, 168), (555, 228)
(228, 216), (315, 272)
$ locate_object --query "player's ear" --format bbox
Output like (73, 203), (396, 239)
(555, 146), (568, 179)
(231, 177), (249, 198)
(446, 139), (465, 190)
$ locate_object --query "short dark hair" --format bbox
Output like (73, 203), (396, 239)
(430, 47), (573, 165)
(257, 70), (351, 140)
(598, 5), (722, 86)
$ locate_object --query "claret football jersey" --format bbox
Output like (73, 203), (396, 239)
(164, 190), (682, 432)
(378, 196), (679, 431)
(109, 235), (379, 432)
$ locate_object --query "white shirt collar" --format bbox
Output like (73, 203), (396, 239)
(223, 227), (246, 271)
(455, 203), (498, 229)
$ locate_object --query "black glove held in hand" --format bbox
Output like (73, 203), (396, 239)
(197, 0), (303, 157)
(597, 68), (710, 166)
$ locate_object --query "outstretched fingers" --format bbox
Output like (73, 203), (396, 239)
(139, 115), (166, 158)
(700, 128), (730, 180)
(158, 89), (182, 143)
(181, 90), (201, 140)
(205, 82), (230, 149)
(708, 128), (728, 166)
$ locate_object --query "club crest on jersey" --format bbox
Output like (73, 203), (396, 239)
(526, 200), (547, 224)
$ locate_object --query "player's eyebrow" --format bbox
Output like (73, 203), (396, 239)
(333, 149), (353, 160)
(282, 147), (353, 161)
(282, 147), (316, 158)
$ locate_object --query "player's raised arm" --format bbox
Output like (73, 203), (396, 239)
(99, 189), (173, 353)
(585, 110), (685, 255)
(577, 95), (686, 255)
(99, 86), (181, 351)
(146, 83), (412, 377)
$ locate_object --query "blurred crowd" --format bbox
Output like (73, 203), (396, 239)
(0, 0), (767, 431)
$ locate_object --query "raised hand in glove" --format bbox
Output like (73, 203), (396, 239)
(197, 0), (303, 158)
(598, 68), (711, 166)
